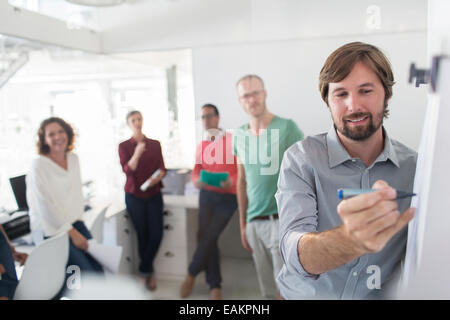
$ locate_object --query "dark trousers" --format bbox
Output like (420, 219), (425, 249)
(125, 192), (163, 276)
(48, 220), (104, 300)
(188, 189), (237, 290)
(54, 220), (104, 299)
(0, 231), (18, 299)
(67, 221), (104, 274)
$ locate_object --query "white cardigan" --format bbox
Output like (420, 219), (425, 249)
(26, 153), (85, 238)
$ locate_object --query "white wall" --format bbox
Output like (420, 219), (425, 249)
(98, 0), (429, 150)
(428, 0), (450, 56)
(192, 32), (428, 150)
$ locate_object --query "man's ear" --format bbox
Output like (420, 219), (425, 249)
(0, 264), (5, 275)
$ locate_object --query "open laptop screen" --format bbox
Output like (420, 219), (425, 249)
(9, 175), (28, 211)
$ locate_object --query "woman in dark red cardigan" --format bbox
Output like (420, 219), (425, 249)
(118, 110), (166, 291)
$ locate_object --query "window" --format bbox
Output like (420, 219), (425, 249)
(8, 0), (100, 30)
(0, 44), (195, 211)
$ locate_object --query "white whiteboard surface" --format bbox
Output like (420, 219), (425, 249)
(401, 57), (450, 299)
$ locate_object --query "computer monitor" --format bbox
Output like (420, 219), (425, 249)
(9, 175), (28, 211)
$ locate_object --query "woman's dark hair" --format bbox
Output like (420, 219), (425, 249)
(37, 117), (75, 155)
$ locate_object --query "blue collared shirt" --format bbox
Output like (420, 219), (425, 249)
(275, 127), (417, 299)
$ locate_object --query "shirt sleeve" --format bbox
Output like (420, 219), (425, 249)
(118, 143), (135, 176)
(26, 161), (72, 234)
(191, 142), (203, 183)
(276, 142), (320, 279)
(226, 134), (238, 188)
(232, 129), (239, 157)
(157, 141), (166, 172)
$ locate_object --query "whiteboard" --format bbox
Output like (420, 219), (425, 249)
(400, 57), (450, 299)
(399, 0), (450, 299)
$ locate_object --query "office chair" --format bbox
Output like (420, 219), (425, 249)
(13, 232), (69, 300)
(89, 206), (109, 244)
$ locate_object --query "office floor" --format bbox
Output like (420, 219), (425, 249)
(13, 244), (263, 300)
(12, 231), (263, 300)
(151, 257), (263, 300)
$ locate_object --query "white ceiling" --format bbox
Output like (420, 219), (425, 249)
(1, 0), (428, 54)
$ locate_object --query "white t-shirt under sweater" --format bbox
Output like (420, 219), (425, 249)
(26, 153), (85, 238)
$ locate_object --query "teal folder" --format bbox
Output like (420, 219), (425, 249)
(200, 170), (229, 188)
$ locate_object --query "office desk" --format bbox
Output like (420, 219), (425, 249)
(155, 195), (199, 280)
(104, 194), (199, 280)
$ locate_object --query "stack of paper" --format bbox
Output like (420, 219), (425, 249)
(87, 240), (123, 274)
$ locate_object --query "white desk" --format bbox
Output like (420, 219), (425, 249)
(103, 194), (199, 280)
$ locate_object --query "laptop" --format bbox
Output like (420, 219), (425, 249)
(1, 175), (30, 240)
(9, 175), (29, 213)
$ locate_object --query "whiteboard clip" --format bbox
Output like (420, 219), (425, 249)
(429, 55), (448, 92)
(408, 63), (429, 88)
(409, 55), (449, 92)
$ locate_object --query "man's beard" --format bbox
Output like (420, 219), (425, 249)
(335, 111), (383, 141)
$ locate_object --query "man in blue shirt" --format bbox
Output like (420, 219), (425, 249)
(276, 42), (417, 299)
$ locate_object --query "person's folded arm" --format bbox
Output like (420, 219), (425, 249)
(118, 144), (135, 176)
(227, 158), (238, 188)
(191, 142), (203, 186)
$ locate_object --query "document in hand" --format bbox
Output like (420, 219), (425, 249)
(200, 170), (229, 188)
(87, 239), (123, 273)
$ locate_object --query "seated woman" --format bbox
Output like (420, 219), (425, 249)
(26, 117), (103, 296)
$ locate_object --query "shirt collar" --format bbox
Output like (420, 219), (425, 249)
(326, 126), (400, 169)
(202, 128), (224, 141)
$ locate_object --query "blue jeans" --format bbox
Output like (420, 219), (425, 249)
(125, 192), (163, 277)
(0, 231), (18, 299)
(188, 189), (237, 289)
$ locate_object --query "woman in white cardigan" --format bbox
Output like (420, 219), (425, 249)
(26, 117), (103, 295)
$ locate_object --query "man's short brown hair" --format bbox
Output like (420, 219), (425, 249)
(37, 117), (75, 155)
(319, 42), (395, 118)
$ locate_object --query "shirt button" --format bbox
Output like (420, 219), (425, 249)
(353, 272), (357, 277)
